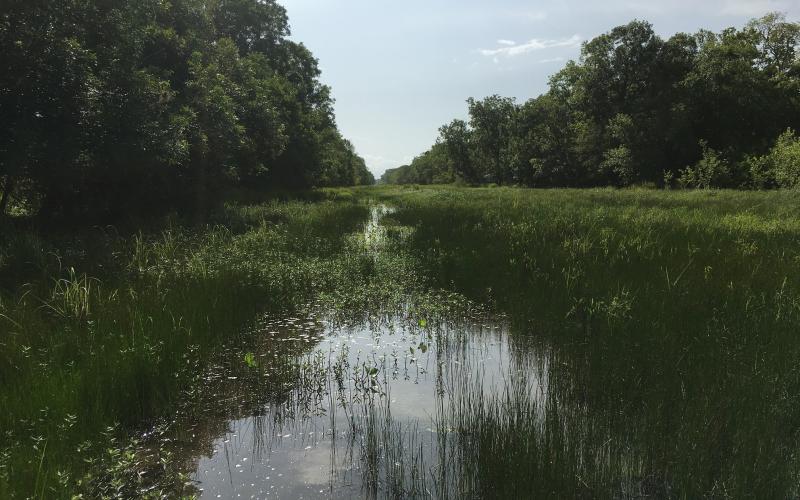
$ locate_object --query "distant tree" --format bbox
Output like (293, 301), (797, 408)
(419, 13), (799, 190)
(379, 166), (406, 185)
(467, 96), (517, 184)
(513, 94), (571, 186)
(439, 120), (479, 184)
(379, 143), (454, 185)
(749, 13), (800, 76)
(683, 25), (786, 162)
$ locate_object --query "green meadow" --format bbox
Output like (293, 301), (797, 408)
(372, 186), (800, 497)
(2, 186), (800, 498)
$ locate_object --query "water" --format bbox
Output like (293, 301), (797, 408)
(140, 201), (800, 498)
(150, 204), (642, 497)
(138, 205), (549, 498)
(153, 205), (557, 498)
(184, 312), (546, 499)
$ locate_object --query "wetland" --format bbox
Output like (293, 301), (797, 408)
(3, 186), (800, 498)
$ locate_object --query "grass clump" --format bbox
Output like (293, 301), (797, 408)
(0, 196), (370, 498)
(370, 185), (800, 497)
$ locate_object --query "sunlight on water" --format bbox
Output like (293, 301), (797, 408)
(146, 203), (554, 498)
(188, 313), (547, 499)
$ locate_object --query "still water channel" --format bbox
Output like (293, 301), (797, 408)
(189, 314), (545, 499)
(163, 206), (549, 498)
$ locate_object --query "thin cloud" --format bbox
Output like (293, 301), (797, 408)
(497, 39), (517, 46)
(719, 0), (795, 16)
(597, 0), (796, 17)
(526, 11), (548, 21)
(479, 35), (582, 58)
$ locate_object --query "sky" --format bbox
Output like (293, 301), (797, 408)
(279, 0), (800, 178)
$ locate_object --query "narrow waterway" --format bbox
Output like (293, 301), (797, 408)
(161, 205), (549, 499)
(190, 314), (546, 499)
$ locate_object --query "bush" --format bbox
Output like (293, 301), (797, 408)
(738, 129), (800, 190)
(601, 146), (635, 186)
(679, 141), (731, 189)
(742, 154), (775, 189)
(771, 129), (800, 188)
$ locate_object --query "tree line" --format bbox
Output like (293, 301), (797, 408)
(0, 0), (374, 221)
(381, 14), (800, 189)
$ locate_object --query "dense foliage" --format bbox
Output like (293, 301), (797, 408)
(0, 194), (378, 497)
(375, 185), (800, 496)
(379, 143), (457, 185)
(382, 14), (800, 188)
(0, 0), (373, 221)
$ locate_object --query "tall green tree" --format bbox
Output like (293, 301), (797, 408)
(418, 13), (799, 190)
(0, 0), (368, 220)
(439, 119), (478, 184)
(467, 95), (517, 184)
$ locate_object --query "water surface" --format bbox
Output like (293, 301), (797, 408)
(186, 311), (547, 499)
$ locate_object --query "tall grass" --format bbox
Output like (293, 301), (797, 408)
(369, 185), (800, 497)
(5, 185), (800, 497)
(0, 196), (370, 498)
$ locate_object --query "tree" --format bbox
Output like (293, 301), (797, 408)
(379, 143), (453, 185)
(420, 13), (799, 190)
(467, 96), (517, 184)
(0, 0), (369, 220)
(213, 0), (289, 55)
(439, 120), (479, 184)
(749, 13), (800, 76)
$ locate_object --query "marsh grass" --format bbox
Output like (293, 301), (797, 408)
(148, 187), (800, 498)
(0, 196), (372, 498)
(5, 186), (800, 498)
(365, 185), (800, 497)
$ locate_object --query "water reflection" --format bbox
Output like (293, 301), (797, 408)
(183, 312), (546, 499)
(143, 201), (800, 498)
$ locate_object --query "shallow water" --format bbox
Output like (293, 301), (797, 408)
(163, 205), (553, 498)
(187, 311), (547, 499)
(143, 199), (800, 499)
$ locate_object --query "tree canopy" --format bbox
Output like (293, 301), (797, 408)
(0, 0), (374, 221)
(383, 14), (800, 189)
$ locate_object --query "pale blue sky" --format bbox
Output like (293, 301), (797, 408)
(280, 0), (799, 177)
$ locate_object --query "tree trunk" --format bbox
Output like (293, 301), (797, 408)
(194, 162), (208, 224)
(0, 176), (15, 215)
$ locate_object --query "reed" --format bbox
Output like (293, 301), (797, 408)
(0, 195), (371, 497)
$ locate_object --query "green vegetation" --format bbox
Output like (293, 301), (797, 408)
(3, 186), (800, 497)
(379, 144), (457, 186)
(3, 1), (800, 496)
(381, 14), (800, 189)
(0, 0), (373, 222)
(0, 195), (376, 497)
(371, 185), (800, 497)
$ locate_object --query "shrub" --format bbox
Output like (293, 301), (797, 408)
(738, 129), (800, 189)
(663, 170), (675, 189)
(771, 129), (800, 188)
(742, 154), (775, 189)
(679, 141), (731, 189)
(601, 146), (635, 186)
